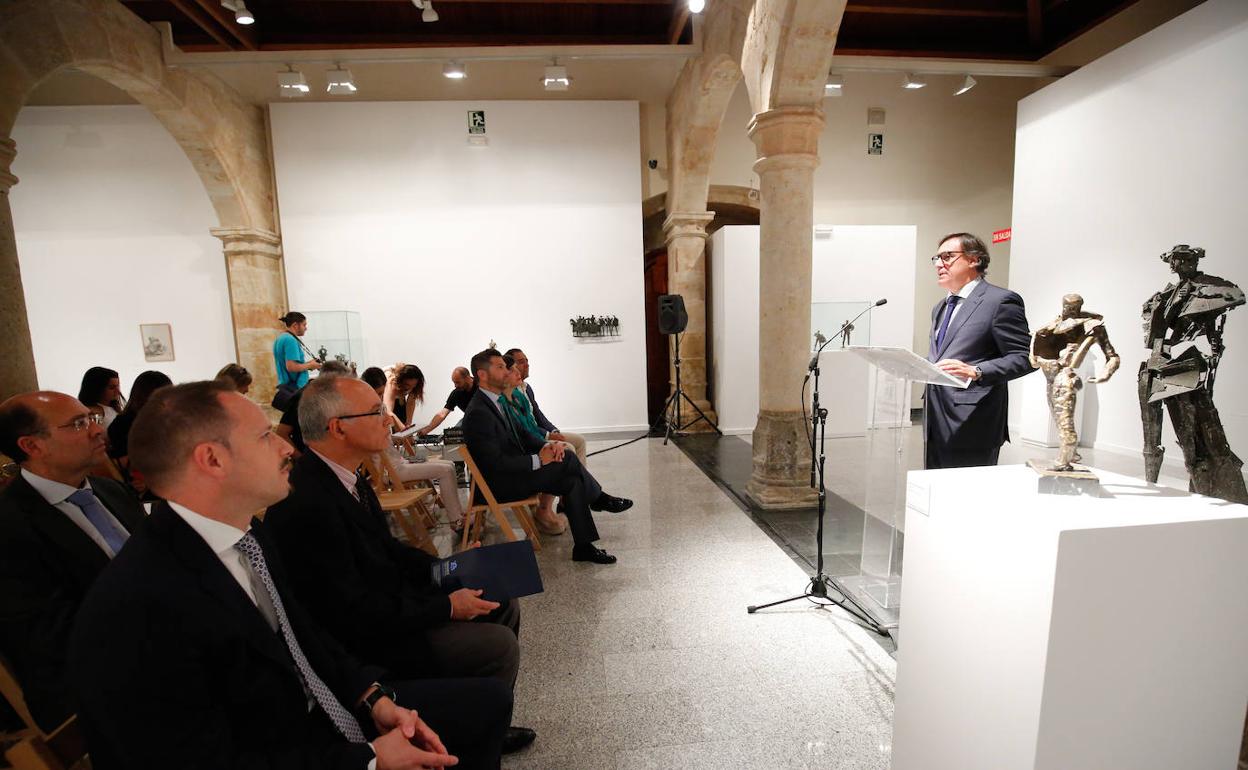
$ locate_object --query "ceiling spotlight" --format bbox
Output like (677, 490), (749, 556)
(824, 74), (843, 97)
(277, 68), (310, 97)
(423, 1), (439, 22)
(543, 62), (571, 91)
(443, 61), (466, 80)
(903, 73), (927, 90)
(954, 74), (977, 96)
(221, 0), (254, 25)
(326, 66), (357, 95)
(688, 0), (706, 12)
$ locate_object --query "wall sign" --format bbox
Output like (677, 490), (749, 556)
(868, 133), (884, 155)
(467, 110), (486, 134)
(992, 228), (1012, 243)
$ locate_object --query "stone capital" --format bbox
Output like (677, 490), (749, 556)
(0, 137), (19, 194)
(210, 226), (282, 259)
(747, 106), (825, 163)
(662, 211), (715, 244)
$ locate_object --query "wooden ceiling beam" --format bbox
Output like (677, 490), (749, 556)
(188, 0), (260, 51)
(303, 0), (673, 4)
(1027, 0), (1044, 50)
(167, 0), (242, 50)
(846, 4), (1026, 20)
(666, 7), (690, 45)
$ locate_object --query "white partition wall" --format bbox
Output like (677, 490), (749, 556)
(10, 106), (235, 396)
(710, 226), (760, 434)
(270, 100), (647, 433)
(1009, 0), (1248, 465)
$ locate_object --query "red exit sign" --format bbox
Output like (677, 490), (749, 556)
(992, 228), (1012, 243)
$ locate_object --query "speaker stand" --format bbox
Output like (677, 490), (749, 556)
(651, 333), (721, 445)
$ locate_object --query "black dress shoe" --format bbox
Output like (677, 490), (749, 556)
(572, 544), (618, 564)
(502, 725), (537, 754)
(590, 493), (633, 513)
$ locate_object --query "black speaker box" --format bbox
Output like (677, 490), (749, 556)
(657, 294), (688, 334)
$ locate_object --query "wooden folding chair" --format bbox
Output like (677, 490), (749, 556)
(4, 715), (88, 770)
(0, 653), (39, 748)
(361, 456), (438, 556)
(458, 446), (541, 552)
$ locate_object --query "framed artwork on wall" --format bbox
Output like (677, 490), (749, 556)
(140, 323), (174, 362)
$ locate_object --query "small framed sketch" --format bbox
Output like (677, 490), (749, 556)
(140, 323), (174, 362)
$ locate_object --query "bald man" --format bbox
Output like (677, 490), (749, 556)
(416, 366), (477, 436)
(0, 391), (146, 731)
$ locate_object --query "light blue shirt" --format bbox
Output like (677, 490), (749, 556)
(273, 332), (308, 388)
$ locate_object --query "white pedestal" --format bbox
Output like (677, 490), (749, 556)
(892, 465), (1248, 770)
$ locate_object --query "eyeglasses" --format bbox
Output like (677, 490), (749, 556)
(930, 251), (967, 266)
(331, 406), (388, 424)
(57, 413), (105, 432)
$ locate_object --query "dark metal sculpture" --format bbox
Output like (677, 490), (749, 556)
(1029, 294), (1120, 474)
(570, 315), (620, 338)
(1139, 245), (1247, 503)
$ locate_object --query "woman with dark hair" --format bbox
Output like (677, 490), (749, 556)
(215, 363), (253, 395)
(108, 370), (173, 464)
(77, 367), (124, 428)
(383, 363), (426, 427)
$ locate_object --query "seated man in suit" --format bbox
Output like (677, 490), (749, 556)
(465, 348), (628, 565)
(504, 348), (588, 465)
(265, 373), (536, 755)
(925, 232), (1034, 469)
(0, 391), (146, 732)
(68, 381), (510, 770)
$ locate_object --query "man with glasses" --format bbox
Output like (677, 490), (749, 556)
(0, 391), (146, 731)
(925, 232), (1033, 469)
(265, 374), (537, 755)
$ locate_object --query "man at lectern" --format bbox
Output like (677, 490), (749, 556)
(924, 232), (1033, 469)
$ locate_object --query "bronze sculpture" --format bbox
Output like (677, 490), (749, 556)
(1029, 294), (1120, 474)
(1139, 245), (1247, 503)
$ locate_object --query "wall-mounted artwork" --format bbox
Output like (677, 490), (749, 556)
(140, 323), (174, 362)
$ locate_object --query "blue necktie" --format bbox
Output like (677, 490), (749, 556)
(935, 295), (962, 352)
(67, 487), (129, 556)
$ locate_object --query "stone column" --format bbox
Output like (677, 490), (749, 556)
(663, 210), (717, 429)
(211, 227), (287, 405)
(746, 107), (823, 509)
(0, 137), (38, 400)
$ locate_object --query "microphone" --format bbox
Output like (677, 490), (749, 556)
(809, 298), (887, 371)
(875, 298), (888, 307)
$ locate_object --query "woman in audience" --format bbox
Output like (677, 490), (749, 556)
(108, 369), (172, 495)
(362, 366), (466, 530)
(77, 367), (124, 428)
(499, 355), (567, 535)
(215, 363), (253, 395)
(382, 363), (426, 427)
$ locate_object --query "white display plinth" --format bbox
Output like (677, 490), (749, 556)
(892, 465), (1248, 770)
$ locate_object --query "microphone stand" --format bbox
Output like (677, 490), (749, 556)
(751, 302), (887, 636)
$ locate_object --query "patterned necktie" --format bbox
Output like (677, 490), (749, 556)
(233, 532), (367, 743)
(67, 487), (129, 555)
(353, 472), (387, 526)
(935, 295), (962, 352)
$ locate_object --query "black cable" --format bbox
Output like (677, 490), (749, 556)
(585, 431), (652, 458)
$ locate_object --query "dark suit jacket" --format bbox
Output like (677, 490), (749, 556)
(0, 473), (145, 732)
(68, 503), (382, 770)
(264, 453), (450, 678)
(524, 384), (558, 435)
(925, 279), (1033, 456)
(464, 389), (546, 483)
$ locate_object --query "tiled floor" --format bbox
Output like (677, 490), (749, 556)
(459, 438), (898, 770)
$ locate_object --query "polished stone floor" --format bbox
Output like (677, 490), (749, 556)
(444, 438), (898, 770)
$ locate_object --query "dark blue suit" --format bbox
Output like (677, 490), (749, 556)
(924, 279), (1033, 469)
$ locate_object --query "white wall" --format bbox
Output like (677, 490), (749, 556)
(1010, 0), (1248, 462)
(270, 100), (647, 432)
(710, 226), (759, 433)
(10, 105), (235, 398)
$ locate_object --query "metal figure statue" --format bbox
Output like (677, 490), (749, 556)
(1139, 245), (1247, 503)
(1029, 294), (1120, 473)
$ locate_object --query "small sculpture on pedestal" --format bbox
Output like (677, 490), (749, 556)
(1139, 245), (1247, 503)
(1028, 294), (1120, 477)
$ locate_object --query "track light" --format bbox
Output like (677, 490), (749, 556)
(221, 0), (254, 25)
(423, 1), (439, 22)
(903, 73), (927, 90)
(443, 61), (466, 80)
(277, 68), (309, 97)
(543, 62), (571, 91)
(688, 0), (706, 12)
(326, 66), (357, 95)
(954, 74), (977, 96)
(824, 74), (843, 97)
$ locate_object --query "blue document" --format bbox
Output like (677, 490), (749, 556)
(430, 540), (544, 602)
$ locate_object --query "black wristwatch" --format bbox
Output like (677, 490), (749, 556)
(361, 682), (396, 713)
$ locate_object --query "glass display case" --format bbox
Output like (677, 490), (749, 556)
(302, 311), (365, 373)
(811, 300), (873, 350)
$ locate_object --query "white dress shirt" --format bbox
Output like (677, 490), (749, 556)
(21, 468), (130, 558)
(310, 448), (363, 499)
(944, 277), (982, 326)
(166, 501), (258, 605)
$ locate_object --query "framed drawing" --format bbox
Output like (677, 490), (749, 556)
(140, 323), (174, 362)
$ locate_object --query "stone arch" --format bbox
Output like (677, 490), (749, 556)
(0, 0), (284, 399)
(740, 0), (846, 115)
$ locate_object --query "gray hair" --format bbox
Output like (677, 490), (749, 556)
(298, 374), (349, 443)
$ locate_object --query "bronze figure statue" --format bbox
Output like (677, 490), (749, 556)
(1029, 294), (1120, 474)
(1139, 245), (1247, 503)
